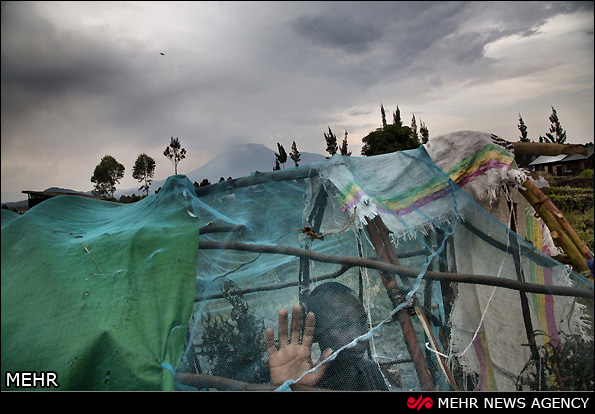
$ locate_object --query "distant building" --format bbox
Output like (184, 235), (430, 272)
(529, 143), (594, 175)
(21, 190), (110, 209)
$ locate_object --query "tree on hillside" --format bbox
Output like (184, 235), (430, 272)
(164, 137), (186, 174)
(340, 130), (352, 156)
(91, 155), (125, 198)
(361, 104), (420, 156)
(275, 143), (288, 169)
(361, 124), (420, 156)
(289, 141), (301, 167)
(410, 114), (418, 142)
(324, 126), (338, 158)
(119, 193), (142, 204)
(540, 106), (567, 144)
(381, 104), (388, 128)
(419, 120), (429, 144)
(518, 113), (529, 142)
(132, 153), (156, 197)
(516, 114), (535, 168)
(392, 106), (402, 126)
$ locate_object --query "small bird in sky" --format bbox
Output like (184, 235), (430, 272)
(160, 52), (165, 56)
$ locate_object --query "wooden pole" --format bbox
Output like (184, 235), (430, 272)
(364, 216), (435, 391)
(198, 241), (594, 299)
(512, 142), (587, 156)
(365, 216), (459, 390)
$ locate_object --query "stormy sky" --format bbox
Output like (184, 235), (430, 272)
(1, 1), (593, 203)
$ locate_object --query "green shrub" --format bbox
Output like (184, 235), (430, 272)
(544, 191), (594, 213)
(564, 207), (595, 253)
(516, 332), (594, 391)
(542, 173), (594, 254)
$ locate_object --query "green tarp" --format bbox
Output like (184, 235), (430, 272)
(1, 176), (200, 390)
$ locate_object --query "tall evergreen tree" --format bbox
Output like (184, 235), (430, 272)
(275, 143), (288, 168)
(516, 114), (535, 168)
(289, 141), (301, 167)
(340, 130), (352, 156)
(410, 114), (418, 141)
(324, 126), (338, 158)
(518, 114), (529, 142)
(381, 104), (388, 128)
(419, 120), (429, 144)
(545, 106), (567, 144)
(392, 106), (402, 126)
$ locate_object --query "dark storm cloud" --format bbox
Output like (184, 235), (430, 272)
(286, 1), (554, 87)
(291, 14), (383, 54)
(1, 1), (593, 203)
(289, 2), (467, 73)
(0, 1), (152, 148)
(1, 3), (124, 97)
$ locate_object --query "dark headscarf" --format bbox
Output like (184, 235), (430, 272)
(305, 282), (388, 391)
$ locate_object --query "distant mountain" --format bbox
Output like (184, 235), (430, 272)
(185, 143), (325, 184)
(2, 144), (326, 206)
(43, 187), (91, 195)
(115, 143), (326, 197)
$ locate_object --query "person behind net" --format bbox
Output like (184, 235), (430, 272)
(265, 282), (388, 390)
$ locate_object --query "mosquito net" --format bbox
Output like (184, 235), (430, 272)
(2, 132), (593, 391)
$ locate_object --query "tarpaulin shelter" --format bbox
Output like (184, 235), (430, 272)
(2, 131), (592, 391)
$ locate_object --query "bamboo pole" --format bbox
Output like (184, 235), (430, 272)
(519, 179), (592, 275)
(513, 140), (592, 276)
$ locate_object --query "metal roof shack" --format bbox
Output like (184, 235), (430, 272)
(21, 190), (110, 209)
(529, 143), (594, 175)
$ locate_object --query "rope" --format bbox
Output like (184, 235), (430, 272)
(424, 193), (515, 360)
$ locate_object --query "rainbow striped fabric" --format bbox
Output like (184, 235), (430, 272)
(424, 130), (519, 204)
(327, 131), (520, 234)
(318, 145), (464, 238)
(337, 175), (453, 218)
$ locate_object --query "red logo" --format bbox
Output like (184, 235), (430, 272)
(407, 395), (433, 410)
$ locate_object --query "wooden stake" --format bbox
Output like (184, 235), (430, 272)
(364, 216), (435, 391)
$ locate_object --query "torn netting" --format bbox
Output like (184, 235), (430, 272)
(177, 146), (592, 391)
